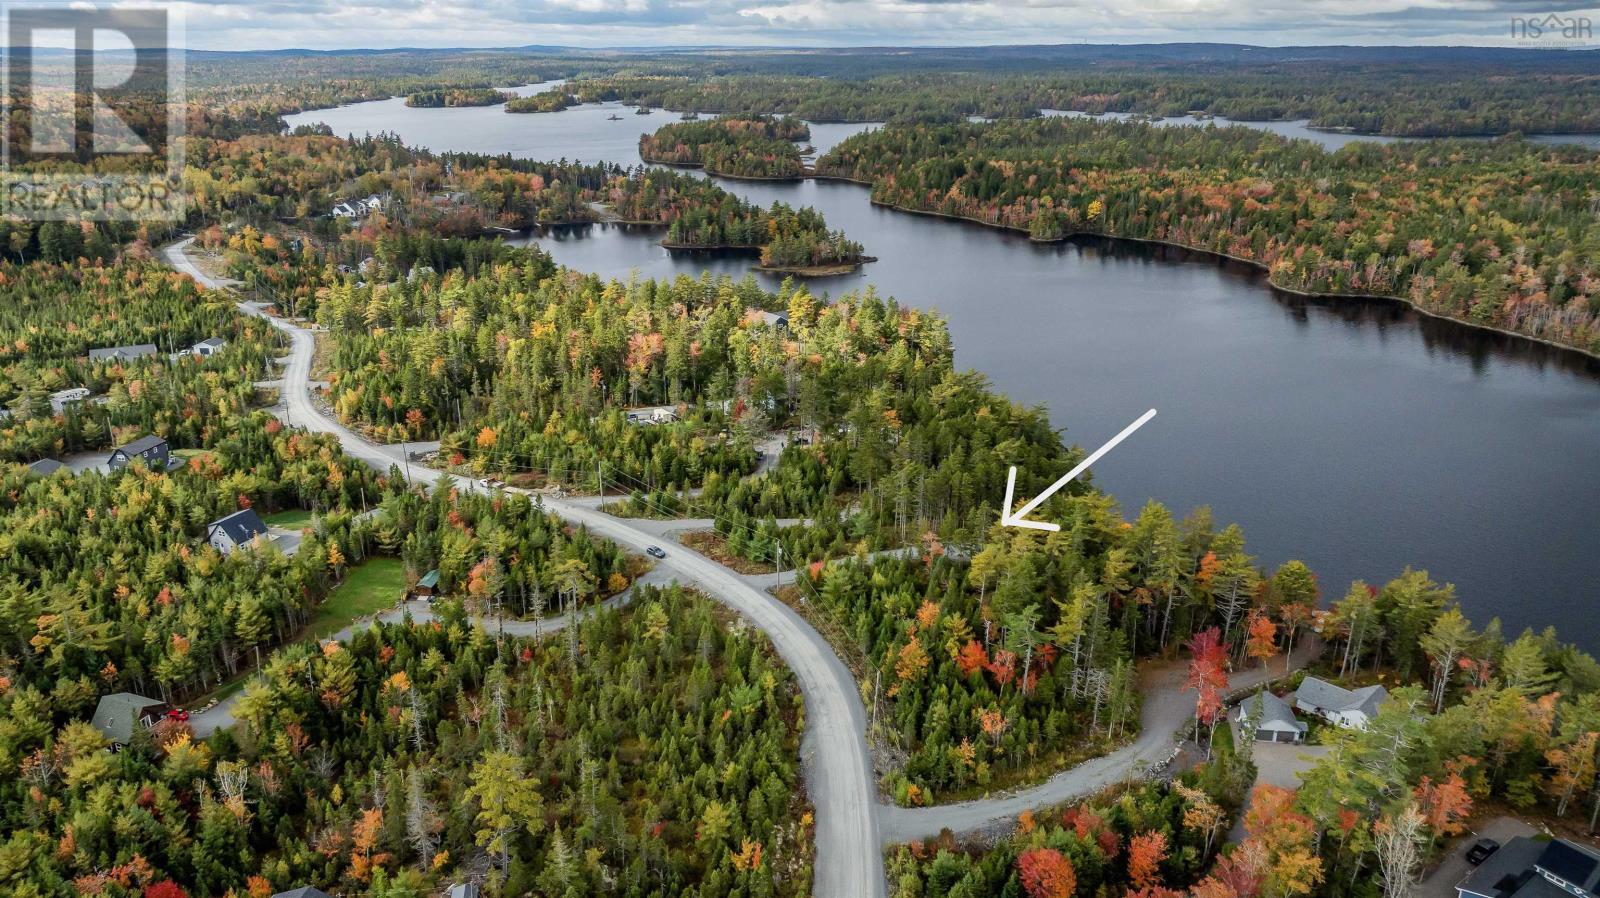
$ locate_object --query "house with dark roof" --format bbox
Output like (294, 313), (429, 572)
(447, 884), (481, 898)
(108, 434), (170, 471)
(207, 508), (270, 556)
(26, 458), (68, 476)
(191, 337), (227, 357)
(272, 888), (333, 898)
(1236, 690), (1308, 743)
(88, 343), (159, 363)
(1458, 837), (1600, 898)
(90, 693), (168, 749)
(1293, 676), (1389, 730)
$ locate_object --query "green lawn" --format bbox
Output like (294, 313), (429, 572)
(263, 508), (316, 529)
(308, 557), (408, 640)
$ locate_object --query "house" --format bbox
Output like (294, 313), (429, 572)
(1457, 837), (1600, 898)
(1293, 676), (1389, 729)
(90, 693), (168, 749)
(191, 337), (226, 357)
(108, 434), (170, 471)
(88, 343), (159, 363)
(748, 309), (789, 331)
(271, 888), (333, 898)
(447, 884), (481, 898)
(625, 405), (680, 425)
(50, 386), (93, 413)
(206, 508), (270, 556)
(26, 458), (68, 476)
(331, 201), (359, 218)
(1235, 690), (1308, 743)
(411, 569), (441, 601)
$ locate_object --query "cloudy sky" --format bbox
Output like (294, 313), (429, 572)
(171, 0), (1600, 50)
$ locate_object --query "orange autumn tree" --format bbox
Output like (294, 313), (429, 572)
(1246, 613), (1278, 669)
(1128, 830), (1170, 891)
(1017, 848), (1076, 898)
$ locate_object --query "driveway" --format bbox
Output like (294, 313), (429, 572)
(1417, 816), (1538, 898)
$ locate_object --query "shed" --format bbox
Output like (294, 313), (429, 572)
(411, 569), (441, 600)
(27, 458), (68, 476)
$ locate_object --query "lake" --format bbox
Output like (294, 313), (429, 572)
(286, 96), (1600, 647)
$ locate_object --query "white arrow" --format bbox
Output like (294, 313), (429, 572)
(1001, 409), (1158, 532)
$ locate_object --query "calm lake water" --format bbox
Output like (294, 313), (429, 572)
(286, 96), (1600, 647)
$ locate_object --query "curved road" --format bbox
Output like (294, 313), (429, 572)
(164, 240), (886, 898)
(166, 237), (1318, 890)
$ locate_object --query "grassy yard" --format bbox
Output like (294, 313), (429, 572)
(263, 508), (316, 529)
(308, 557), (408, 640)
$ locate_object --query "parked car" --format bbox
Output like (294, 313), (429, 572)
(646, 545), (667, 559)
(165, 708), (190, 723)
(1466, 838), (1500, 866)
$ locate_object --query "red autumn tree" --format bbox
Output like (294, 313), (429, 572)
(144, 883), (189, 898)
(1018, 848), (1077, 898)
(1128, 830), (1170, 890)
(1184, 627), (1230, 738)
(956, 639), (989, 677)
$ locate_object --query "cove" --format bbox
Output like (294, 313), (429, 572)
(286, 97), (1600, 647)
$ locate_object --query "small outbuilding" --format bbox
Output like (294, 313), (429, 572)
(1236, 690), (1308, 743)
(91, 692), (168, 749)
(191, 337), (227, 357)
(108, 434), (170, 471)
(410, 569), (441, 601)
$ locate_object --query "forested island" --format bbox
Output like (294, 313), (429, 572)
(404, 87), (511, 108)
(503, 87), (577, 113)
(639, 115), (811, 179)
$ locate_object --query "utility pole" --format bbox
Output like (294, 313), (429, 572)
(401, 438), (411, 485)
(775, 543), (782, 590)
(596, 461), (604, 511)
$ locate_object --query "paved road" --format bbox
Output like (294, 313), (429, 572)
(880, 641), (1321, 843)
(164, 239), (888, 898)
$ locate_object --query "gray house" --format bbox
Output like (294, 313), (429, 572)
(108, 435), (170, 471)
(91, 693), (168, 748)
(448, 884), (481, 898)
(1458, 837), (1600, 898)
(1236, 690), (1308, 743)
(88, 343), (159, 363)
(206, 508), (270, 555)
(1293, 676), (1389, 730)
(27, 458), (68, 476)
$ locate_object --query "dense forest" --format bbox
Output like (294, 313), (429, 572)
(814, 117), (1600, 354)
(1, 578), (813, 898)
(639, 116), (811, 179)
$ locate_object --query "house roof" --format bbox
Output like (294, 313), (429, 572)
(50, 386), (92, 399)
(447, 884), (481, 898)
(114, 434), (168, 456)
(1458, 837), (1600, 898)
(272, 888), (333, 898)
(208, 508), (269, 545)
(1295, 676), (1389, 717)
(195, 337), (226, 349)
(88, 343), (158, 361)
(1237, 690), (1307, 733)
(417, 569), (440, 588)
(90, 693), (165, 743)
(27, 458), (67, 475)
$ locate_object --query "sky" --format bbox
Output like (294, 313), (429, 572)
(164, 0), (1600, 50)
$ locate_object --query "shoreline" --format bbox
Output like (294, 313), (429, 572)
(794, 173), (1600, 364)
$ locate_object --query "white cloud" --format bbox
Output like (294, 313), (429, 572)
(169, 0), (1600, 49)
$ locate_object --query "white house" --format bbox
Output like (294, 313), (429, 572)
(191, 337), (226, 357)
(1236, 690), (1308, 743)
(1293, 676), (1389, 730)
(332, 201), (359, 218)
(206, 508), (270, 556)
(50, 387), (94, 413)
(625, 405), (680, 425)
